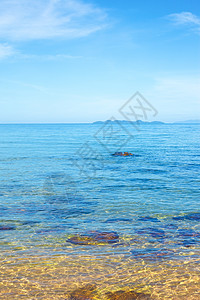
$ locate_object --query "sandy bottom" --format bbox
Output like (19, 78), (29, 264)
(0, 253), (200, 300)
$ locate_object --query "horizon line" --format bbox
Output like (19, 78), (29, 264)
(0, 120), (200, 125)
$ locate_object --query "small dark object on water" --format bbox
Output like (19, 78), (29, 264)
(138, 216), (160, 223)
(105, 217), (132, 223)
(0, 226), (15, 231)
(112, 152), (133, 156)
(67, 230), (119, 245)
(106, 290), (152, 299)
(69, 284), (97, 300)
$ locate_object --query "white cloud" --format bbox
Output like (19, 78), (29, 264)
(0, 0), (107, 40)
(168, 12), (200, 34)
(0, 43), (15, 59)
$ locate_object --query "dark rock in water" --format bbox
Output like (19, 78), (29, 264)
(106, 290), (152, 299)
(174, 228), (200, 247)
(22, 220), (39, 225)
(105, 218), (132, 223)
(112, 152), (133, 157)
(67, 230), (119, 245)
(138, 216), (160, 223)
(136, 227), (165, 238)
(163, 223), (178, 230)
(177, 229), (200, 237)
(185, 213), (200, 221)
(173, 212), (200, 221)
(64, 208), (94, 217)
(69, 284), (97, 299)
(178, 239), (198, 247)
(172, 216), (185, 221)
(112, 152), (123, 156)
(0, 226), (15, 231)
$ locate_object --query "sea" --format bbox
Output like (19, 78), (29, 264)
(0, 122), (200, 299)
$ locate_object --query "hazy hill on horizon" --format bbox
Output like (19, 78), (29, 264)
(92, 119), (200, 124)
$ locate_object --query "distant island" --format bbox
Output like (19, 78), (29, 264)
(93, 120), (200, 125)
(93, 120), (164, 125)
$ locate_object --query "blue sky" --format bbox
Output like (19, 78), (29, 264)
(0, 0), (199, 123)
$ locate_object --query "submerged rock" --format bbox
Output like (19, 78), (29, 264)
(69, 284), (97, 300)
(138, 216), (160, 223)
(136, 227), (165, 238)
(177, 228), (200, 237)
(105, 218), (132, 223)
(172, 216), (185, 221)
(162, 223), (178, 230)
(178, 239), (198, 247)
(131, 248), (173, 260)
(106, 290), (152, 299)
(173, 212), (200, 221)
(186, 213), (200, 220)
(67, 230), (119, 245)
(0, 225), (15, 230)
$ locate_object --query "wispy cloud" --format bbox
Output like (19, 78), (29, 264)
(0, 0), (107, 40)
(0, 43), (15, 59)
(17, 53), (83, 60)
(168, 12), (200, 34)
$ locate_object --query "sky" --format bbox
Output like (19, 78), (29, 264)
(0, 0), (200, 123)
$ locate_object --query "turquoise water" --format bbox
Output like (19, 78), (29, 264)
(0, 123), (200, 299)
(0, 123), (199, 259)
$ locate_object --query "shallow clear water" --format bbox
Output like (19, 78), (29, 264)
(0, 123), (200, 299)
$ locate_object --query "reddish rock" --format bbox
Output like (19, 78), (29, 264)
(112, 152), (133, 157)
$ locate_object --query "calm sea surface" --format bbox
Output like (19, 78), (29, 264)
(0, 123), (200, 299)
